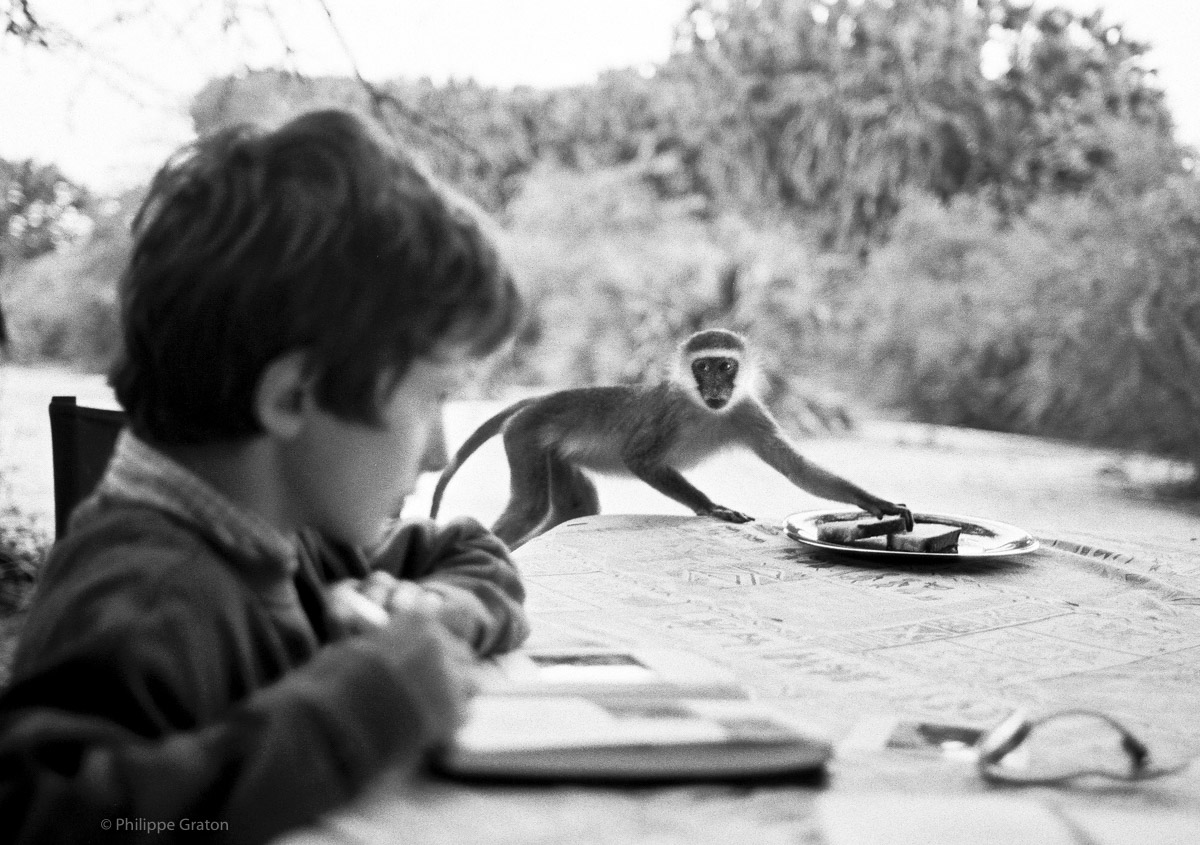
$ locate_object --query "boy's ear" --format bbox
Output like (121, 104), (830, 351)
(254, 351), (311, 439)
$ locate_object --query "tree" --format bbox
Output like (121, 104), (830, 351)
(669, 0), (1179, 249)
(0, 159), (92, 263)
(0, 159), (92, 355)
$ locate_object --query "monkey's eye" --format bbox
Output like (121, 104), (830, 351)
(718, 361), (732, 372)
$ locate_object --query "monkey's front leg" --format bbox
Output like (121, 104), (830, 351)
(628, 462), (753, 524)
(706, 504), (755, 523)
(857, 493), (914, 529)
(796, 465), (912, 529)
(749, 425), (912, 529)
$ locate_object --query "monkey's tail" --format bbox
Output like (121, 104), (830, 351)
(429, 398), (539, 519)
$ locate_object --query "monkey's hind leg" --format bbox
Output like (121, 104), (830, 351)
(491, 426), (555, 548)
(536, 457), (600, 538)
(496, 455), (599, 550)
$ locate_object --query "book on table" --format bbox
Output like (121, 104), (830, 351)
(433, 647), (833, 782)
(475, 646), (750, 699)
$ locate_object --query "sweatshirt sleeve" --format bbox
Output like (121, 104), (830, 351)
(370, 517), (530, 656)
(0, 611), (466, 845)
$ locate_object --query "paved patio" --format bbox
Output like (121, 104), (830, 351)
(2, 366), (1198, 553)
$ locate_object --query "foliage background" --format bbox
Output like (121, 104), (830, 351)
(2, 0), (1198, 482)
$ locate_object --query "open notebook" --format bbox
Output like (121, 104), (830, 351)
(434, 647), (832, 782)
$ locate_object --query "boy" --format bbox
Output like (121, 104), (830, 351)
(0, 109), (528, 843)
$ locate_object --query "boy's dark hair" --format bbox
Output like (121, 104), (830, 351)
(110, 108), (521, 445)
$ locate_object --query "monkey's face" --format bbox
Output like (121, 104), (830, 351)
(691, 356), (739, 410)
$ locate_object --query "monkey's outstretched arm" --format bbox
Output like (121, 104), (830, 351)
(626, 459), (753, 524)
(740, 406), (912, 526)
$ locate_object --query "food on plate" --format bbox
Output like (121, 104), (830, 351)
(886, 523), (961, 553)
(814, 514), (962, 553)
(817, 515), (909, 544)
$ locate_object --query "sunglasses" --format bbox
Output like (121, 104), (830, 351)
(976, 708), (1191, 785)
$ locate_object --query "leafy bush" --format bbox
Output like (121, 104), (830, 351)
(1, 158), (92, 264)
(498, 164), (868, 431)
(0, 502), (48, 612)
(674, 0), (1175, 250)
(0, 195), (134, 372)
(859, 175), (1200, 479)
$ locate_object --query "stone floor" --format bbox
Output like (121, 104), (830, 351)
(2, 365), (1198, 551)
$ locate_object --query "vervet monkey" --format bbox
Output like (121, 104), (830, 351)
(431, 329), (911, 548)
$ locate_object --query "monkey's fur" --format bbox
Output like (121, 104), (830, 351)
(430, 329), (909, 548)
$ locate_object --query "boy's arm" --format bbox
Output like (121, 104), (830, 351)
(369, 517), (530, 656)
(0, 611), (471, 844)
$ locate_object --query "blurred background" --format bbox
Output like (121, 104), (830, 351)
(1, 1), (1198, 597)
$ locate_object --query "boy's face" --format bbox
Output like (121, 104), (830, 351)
(283, 347), (472, 546)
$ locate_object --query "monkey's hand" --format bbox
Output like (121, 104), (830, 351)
(702, 505), (755, 524)
(859, 497), (914, 531)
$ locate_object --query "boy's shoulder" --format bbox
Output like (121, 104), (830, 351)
(12, 501), (293, 687)
(26, 502), (266, 645)
(44, 502), (239, 591)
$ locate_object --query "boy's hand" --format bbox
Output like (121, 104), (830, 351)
(329, 572), (441, 633)
(403, 615), (480, 723)
(328, 579), (392, 633)
(363, 571), (445, 616)
(421, 584), (490, 647)
(329, 573), (486, 647)
(330, 575), (480, 727)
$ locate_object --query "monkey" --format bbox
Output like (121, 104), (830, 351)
(430, 329), (912, 549)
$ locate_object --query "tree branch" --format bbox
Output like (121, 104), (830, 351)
(311, 0), (485, 162)
(4, 0), (49, 46)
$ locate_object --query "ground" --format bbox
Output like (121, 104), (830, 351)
(1, 363), (1198, 678)
(429, 401), (1200, 551)
(4, 363), (1199, 545)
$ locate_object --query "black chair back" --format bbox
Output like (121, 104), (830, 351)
(48, 396), (126, 539)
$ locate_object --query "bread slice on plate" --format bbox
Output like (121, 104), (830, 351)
(886, 524), (961, 553)
(816, 515), (908, 544)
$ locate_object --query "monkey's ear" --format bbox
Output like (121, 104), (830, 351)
(254, 350), (310, 440)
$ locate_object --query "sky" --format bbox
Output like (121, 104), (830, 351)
(1, 0), (1196, 193)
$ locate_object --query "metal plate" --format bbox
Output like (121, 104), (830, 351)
(784, 509), (1040, 562)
